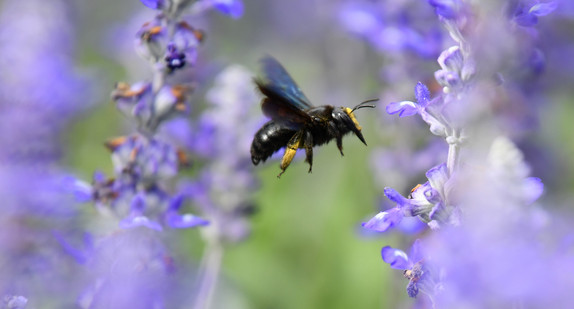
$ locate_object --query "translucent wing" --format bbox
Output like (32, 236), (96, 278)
(257, 56), (313, 110)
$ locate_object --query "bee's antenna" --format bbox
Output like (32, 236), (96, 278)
(351, 98), (378, 112)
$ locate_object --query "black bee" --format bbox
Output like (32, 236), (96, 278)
(250, 56), (376, 178)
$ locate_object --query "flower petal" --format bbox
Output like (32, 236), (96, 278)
(426, 163), (449, 191)
(166, 212), (209, 228)
(362, 209), (404, 232)
(386, 101), (419, 117)
(140, 0), (164, 10)
(210, 0), (244, 19)
(414, 82), (431, 106)
(384, 187), (413, 209)
(381, 246), (411, 269)
(524, 177), (544, 204)
(408, 239), (424, 263)
(529, 2), (557, 16)
(119, 215), (163, 231)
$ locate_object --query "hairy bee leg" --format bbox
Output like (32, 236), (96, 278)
(278, 130), (304, 178)
(304, 131), (313, 173)
(336, 136), (344, 156)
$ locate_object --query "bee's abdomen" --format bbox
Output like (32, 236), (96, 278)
(251, 121), (295, 165)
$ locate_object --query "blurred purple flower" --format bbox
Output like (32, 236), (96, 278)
(187, 65), (259, 243)
(0, 0), (97, 305)
(140, 0), (164, 10)
(189, 0), (244, 19)
(428, 0), (463, 19)
(512, 1), (557, 27)
(339, 1), (443, 59)
(382, 240), (440, 298)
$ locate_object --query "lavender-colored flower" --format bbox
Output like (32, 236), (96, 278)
(1, 295), (28, 309)
(190, 0), (244, 19)
(135, 19), (204, 73)
(187, 65), (259, 243)
(427, 0), (465, 20)
(112, 82), (190, 132)
(382, 240), (440, 298)
(338, 1), (444, 59)
(511, 0), (558, 27)
(0, 0), (96, 305)
(364, 162), (457, 232)
(387, 82), (449, 137)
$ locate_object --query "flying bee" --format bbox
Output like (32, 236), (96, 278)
(250, 56), (376, 178)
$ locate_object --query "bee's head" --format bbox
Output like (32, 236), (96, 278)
(337, 99), (377, 145)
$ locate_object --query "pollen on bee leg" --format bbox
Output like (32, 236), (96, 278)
(280, 146), (298, 171)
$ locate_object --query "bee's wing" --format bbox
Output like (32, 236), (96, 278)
(257, 56), (313, 110)
(259, 97), (310, 130)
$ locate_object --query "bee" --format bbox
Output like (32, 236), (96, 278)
(250, 56), (376, 178)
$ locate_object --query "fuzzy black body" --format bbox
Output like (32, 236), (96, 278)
(251, 121), (295, 165)
(250, 56), (372, 177)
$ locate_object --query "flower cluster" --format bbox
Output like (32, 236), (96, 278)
(358, 0), (570, 305)
(59, 0), (245, 308)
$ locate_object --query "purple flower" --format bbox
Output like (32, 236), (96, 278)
(188, 0), (244, 19)
(386, 82), (430, 117)
(165, 194), (209, 228)
(512, 1), (558, 27)
(428, 0), (463, 19)
(0, 0), (96, 305)
(365, 163), (456, 233)
(112, 82), (190, 132)
(362, 208), (404, 232)
(339, 1), (444, 59)
(382, 240), (439, 298)
(387, 82), (449, 137)
(140, 0), (164, 10)
(208, 0), (244, 19)
(1, 295), (28, 309)
(119, 194), (164, 231)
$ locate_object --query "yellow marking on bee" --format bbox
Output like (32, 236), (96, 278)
(344, 107), (362, 131)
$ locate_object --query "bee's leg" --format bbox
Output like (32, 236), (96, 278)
(303, 131), (313, 173)
(336, 136), (344, 156)
(278, 130), (303, 178)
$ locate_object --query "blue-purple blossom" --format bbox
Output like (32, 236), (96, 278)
(382, 240), (440, 298)
(140, 0), (164, 10)
(189, 0), (244, 19)
(387, 82), (449, 137)
(428, 0), (463, 20)
(339, 1), (444, 59)
(1, 295), (28, 309)
(363, 163), (456, 233)
(362, 207), (404, 233)
(0, 0), (96, 305)
(512, 1), (558, 27)
(187, 65), (259, 243)
(135, 20), (204, 73)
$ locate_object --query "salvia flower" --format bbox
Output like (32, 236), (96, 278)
(365, 0), (570, 306)
(512, 1), (558, 27)
(189, 0), (245, 19)
(136, 19), (204, 73)
(338, 0), (444, 59)
(187, 65), (259, 243)
(382, 240), (441, 298)
(112, 82), (189, 132)
(387, 82), (450, 137)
